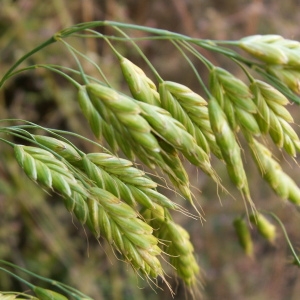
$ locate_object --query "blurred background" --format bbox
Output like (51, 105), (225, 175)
(0, 0), (300, 299)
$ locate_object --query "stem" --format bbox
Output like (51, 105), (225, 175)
(266, 212), (300, 266)
(172, 40), (211, 98)
(112, 26), (164, 83)
(0, 258), (91, 299)
(255, 68), (300, 104)
(0, 266), (35, 289)
(0, 36), (56, 88)
(37, 64), (81, 88)
(60, 39), (89, 85)
(0, 137), (15, 147)
(192, 40), (258, 67)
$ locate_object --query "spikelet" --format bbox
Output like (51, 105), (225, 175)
(138, 101), (220, 184)
(33, 286), (68, 300)
(143, 208), (201, 288)
(119, 56), (161, 106)
(267, 65), (300, 95)
(157, 139), (192, 201)
(86, 83), (161, 153)
(14, 145), (87, 198)
(250, 80), (300, 156)
(210, 67), (260, 135)
(89, 187), (165, 279)
(0, 293), (33, 299)
(84, 153), (179, 210)
(78, 86), (103, 138)
(160, 81), (222, 158)
(239, 35), (289, 65)
(64, 191), (89, 224)
(34, 135), (82, 164)
(250, 213), (276, 243)
(233, 217), (254, 257)
(78, 85), (136, 158)
(208, 98), (254, 208)
(239, 35), (300, 67)
(14, 144), (91, 227)
(249, 139), (300, 205)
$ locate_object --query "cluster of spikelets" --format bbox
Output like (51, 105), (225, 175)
(13, 33), (300, 295)
(14, 136), (201, 292)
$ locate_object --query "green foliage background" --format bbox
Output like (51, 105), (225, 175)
(0, 0), (300, 299)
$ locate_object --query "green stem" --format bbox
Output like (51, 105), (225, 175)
(112, 26), (164, 83)
(0, 261), (91, 299)
(60, 39), (89, 85)
(266, 212), (300, 266)
(0, 266), (35, 289)
(172, 40), (211, 98)
(0, 36), (56, 88)
(192, 40), (258, 67)
(0, 137), (15, 147)
(37, 64), (81, 88)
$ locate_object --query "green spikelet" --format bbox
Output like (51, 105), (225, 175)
(239, 35), (300, 67)
(233, 217), (254, 257)
(34, 135), (82, 165)
(249, 139), (300, 205)
(14, 145), (86, 197)
(161, 81), (222, 158)
(89, 187), (165, 279)
(267, 66), (300, 95)
(33, 286), (68, 300)
(208, 99), (253, 204)
(139, 102), (220, 184)
(239, 35), (288, 64)
(119, 56), (161, 106)
(210, 67), (260, 135)
(250, 80), (300, 156)
(144, 207), (201, 287)
(86, 83), (161, 153)
(250, 213), (276, 243)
